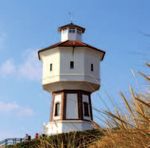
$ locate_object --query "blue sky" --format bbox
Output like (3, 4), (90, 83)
(0, 0), (150, 140)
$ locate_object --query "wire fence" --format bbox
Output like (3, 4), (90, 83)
(0, 138), (24, 147)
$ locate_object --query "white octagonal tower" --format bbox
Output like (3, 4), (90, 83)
(38, 23), (105, 135)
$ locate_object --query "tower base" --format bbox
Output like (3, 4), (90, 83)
(43, 120), (93, 135)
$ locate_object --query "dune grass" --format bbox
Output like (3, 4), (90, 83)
(7, 130), (104, 148)
(8, 63), (150, 148)
(89, 63), (150, 148)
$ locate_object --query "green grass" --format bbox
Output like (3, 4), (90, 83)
(7, 130), (104, 148)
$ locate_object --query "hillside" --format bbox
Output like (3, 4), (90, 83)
(7, 64), (150, 148)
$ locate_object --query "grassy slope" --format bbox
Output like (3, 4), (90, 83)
(8, 64), (150, 148)
(7, 130), (104, 148)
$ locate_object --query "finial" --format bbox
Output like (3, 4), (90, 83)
(68, 12), (73, 23)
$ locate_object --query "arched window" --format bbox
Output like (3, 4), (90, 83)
(54, 102), (60, 116)
(83, 102), (90, 117)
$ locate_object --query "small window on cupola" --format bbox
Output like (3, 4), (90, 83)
(77, 29), (82, 35)
(69, 29), (75, 33)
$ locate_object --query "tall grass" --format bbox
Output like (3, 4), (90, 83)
(90, 63), (150, 148)
(9, 64), (150, 147)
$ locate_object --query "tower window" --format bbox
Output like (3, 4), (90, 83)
(77, 30), (81, 34)
(50, 63), (53, 71)
(70, 61), (74, 69)
(54, 102), (60, 116)
(69, 29), (75, 33)
(62, 29), (67, 33)
(91, 64), (94, 71)
(83, 102), (90, 117)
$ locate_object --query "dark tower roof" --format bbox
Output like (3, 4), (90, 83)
(58, 23), (85, 33)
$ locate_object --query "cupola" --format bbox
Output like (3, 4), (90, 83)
(58, 23), (85, 42)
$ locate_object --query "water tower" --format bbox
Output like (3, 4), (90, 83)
(38, 23), (105, 135)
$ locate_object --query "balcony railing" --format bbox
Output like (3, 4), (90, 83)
(0, 138), (24, 147)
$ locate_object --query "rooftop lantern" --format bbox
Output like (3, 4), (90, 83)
(58, 23), (85, 42)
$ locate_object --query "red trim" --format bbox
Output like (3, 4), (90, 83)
(61, 92), (64, 120)
(63, 92), (66, 120)
(50, 90), (93, 122)
(50, 93), (55, 121)
(78, 91), (83, 120)
(89, 95), (93, 120)
(52, 119), (92, 122)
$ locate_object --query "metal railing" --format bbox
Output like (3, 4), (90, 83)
(0, 138), (24, 147)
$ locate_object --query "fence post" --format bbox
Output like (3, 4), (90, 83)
(14, 138), (16, 144)
(20, 138), (22, 143)
(5, 139), (8, 146)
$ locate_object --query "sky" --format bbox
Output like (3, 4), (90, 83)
(0, 0), (150, 140)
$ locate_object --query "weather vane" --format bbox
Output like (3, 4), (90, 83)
(68, 12), (73, 23)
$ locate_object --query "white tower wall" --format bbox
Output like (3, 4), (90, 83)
(44, 120), (93, 135)
(60, 47), (85, 77)
(40, 47), (101, 92)
(41, 48), (60, 84)
(66, 93), (78, 119)
(60, 29), (82, 42)
(61, 30), (68, 42)
(84, 47), (100, 84)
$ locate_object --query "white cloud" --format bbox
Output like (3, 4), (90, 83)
(0, 49), (42, 81)
(18, 49), (41, 81)
(0, 101), (34, 117)
(0, 101), (18, 111)
(0, 59), (16, 76)
(17, 107), (34, 117)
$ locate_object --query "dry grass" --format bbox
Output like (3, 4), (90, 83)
(89, 130), (150, 148)
(7, 130), (104, 148)
(8, 63), (150, 147)
(89, 63), (150, 148)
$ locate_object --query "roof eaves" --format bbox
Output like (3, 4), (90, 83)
(38, 40), (106, 61)
(38, 40), (70, 60)
(58, 23), (85, 33)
